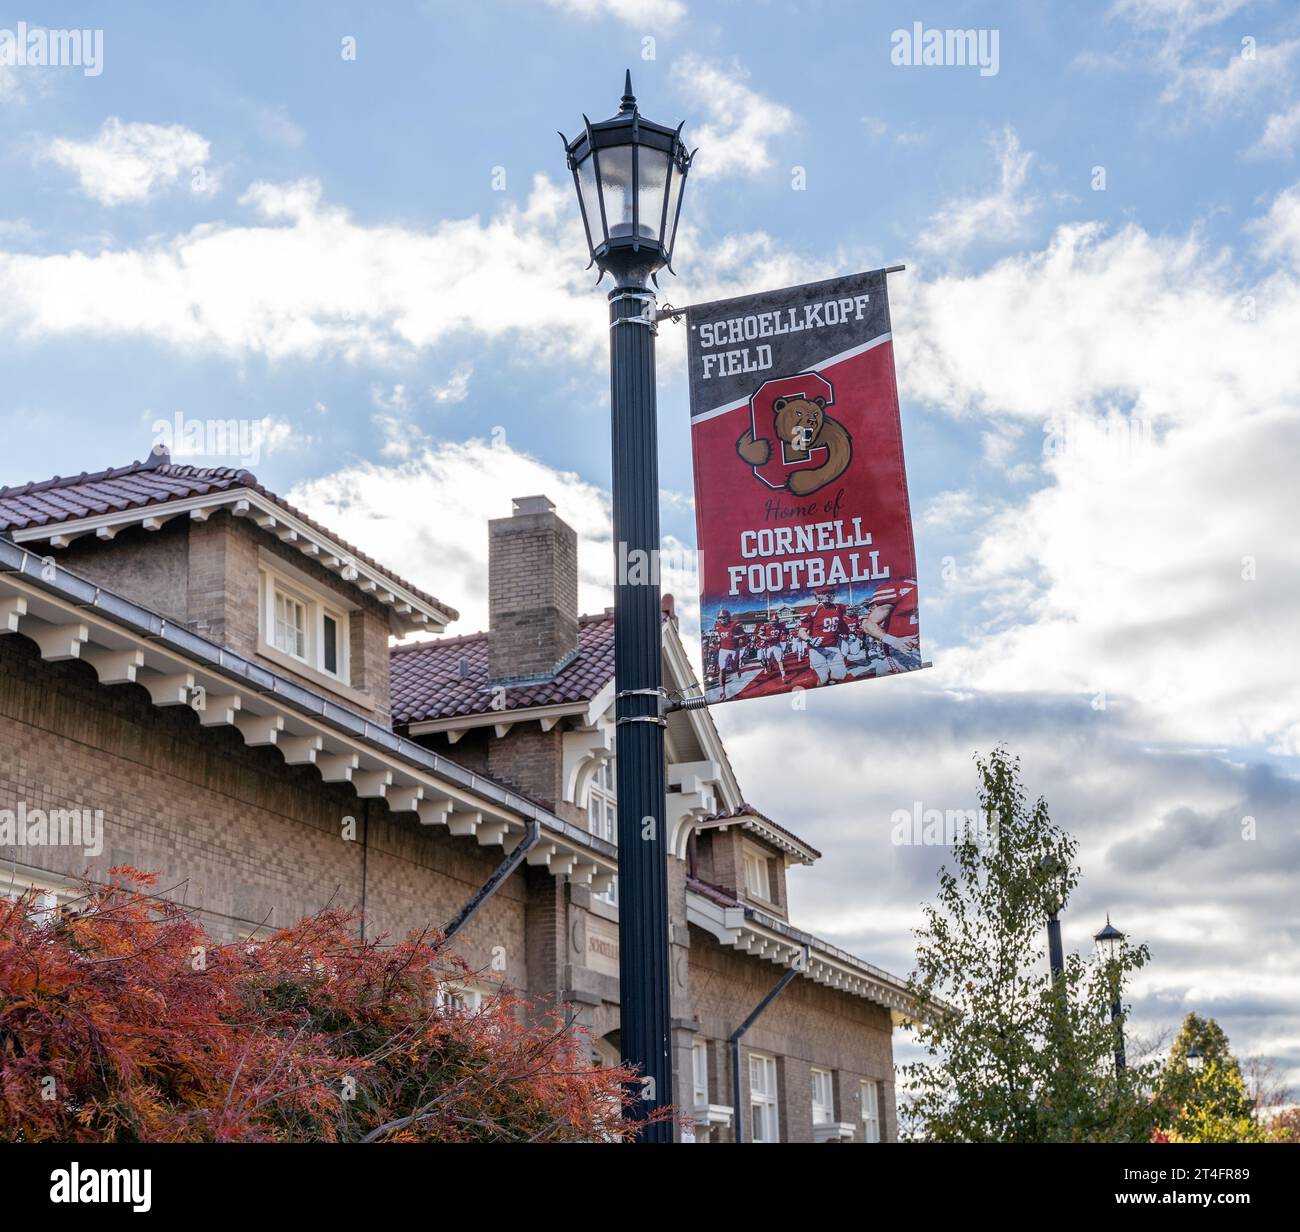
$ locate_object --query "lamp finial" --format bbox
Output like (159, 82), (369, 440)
(620, 69), (636, 113)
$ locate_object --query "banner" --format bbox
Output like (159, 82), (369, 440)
(686, 269), (921, 705)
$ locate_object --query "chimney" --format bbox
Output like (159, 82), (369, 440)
(488, 495), (579, 683)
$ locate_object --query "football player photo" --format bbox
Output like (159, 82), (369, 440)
(712, 608), (749, 699)
(861, 578), (921, 674)
(803, 586), (850, 686)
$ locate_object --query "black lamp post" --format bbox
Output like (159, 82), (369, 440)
(1039, 855), (1066, 984)
(1094, 915), (1127, 1075)
(561, 73), (694, 1143)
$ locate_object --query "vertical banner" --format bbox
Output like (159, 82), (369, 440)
(686, 269), (921, 705)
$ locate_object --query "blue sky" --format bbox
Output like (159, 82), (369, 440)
(3, 0), (1299, 1089)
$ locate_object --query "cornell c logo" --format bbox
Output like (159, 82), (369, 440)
(735, 371), (853, 496)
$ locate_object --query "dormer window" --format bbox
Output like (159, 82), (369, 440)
(743, 842), (776, 904)
(258, 560), (351, 685)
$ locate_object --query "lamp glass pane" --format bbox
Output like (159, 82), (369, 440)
(663, 159), (684, 253)
(636, 145), (670, 245)
(597, 143), (637, 240)
(576, 152), (603, 246)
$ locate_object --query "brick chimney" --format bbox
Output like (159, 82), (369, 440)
(488, 495), (579, 683)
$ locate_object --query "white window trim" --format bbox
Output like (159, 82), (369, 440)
(741, 840), (775, 904)
(692, 1039), (709, 1109)
(437, 985), (485, 1014)
(258, 559), (352, 685)
(811, 1067), (835, 1126)
(749, 1052), (780, 1143)
(860, 1078), (881, 1143)
(589, 757), (618, 906)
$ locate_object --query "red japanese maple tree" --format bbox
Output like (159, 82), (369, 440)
(0, 868), (647, 1143)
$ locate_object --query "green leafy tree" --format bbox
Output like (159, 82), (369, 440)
(902, 748), (1157, 1142)
(1153, 1014), (1267, 1143)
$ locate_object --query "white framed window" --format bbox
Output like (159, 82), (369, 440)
(692, 1039), (710, 1109)
(811, 1067), (835, 1126)
(273, 587), (308, 660)
(749, 1052), (779, 1143)
(860, 1078), (881, 1142)
(0, 866), (84, 923)
(588, 758), (618, 906)
(742, 843), (773, 902)
(258, 563), (351, 684)
(437, 986), (483, 1015)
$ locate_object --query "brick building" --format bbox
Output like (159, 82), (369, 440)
(0, 451), (911, 1142)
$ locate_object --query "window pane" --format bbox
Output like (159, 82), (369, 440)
(323, 614), (338, 674)
(274, 591), (306, 659)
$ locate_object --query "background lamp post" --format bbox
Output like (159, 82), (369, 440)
(1187, 1044), (1205, 1072)
(1038, 855), (1066, 984)
(1094, 915), (1127, 1075)
(560, 73), (694, 1143)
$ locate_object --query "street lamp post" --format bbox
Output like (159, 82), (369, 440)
(1039, 855), (1066, 984)
(561, 73), (694, 1143)
(1094, 915), (1127, 1076)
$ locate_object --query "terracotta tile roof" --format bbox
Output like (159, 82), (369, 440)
(0, 450), (458, 622)
(686, 875), (740, 908)
(697, 802), (822, 861)
(391, 613), (616, 725)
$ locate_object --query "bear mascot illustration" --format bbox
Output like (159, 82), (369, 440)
(736, 395), (853, 496)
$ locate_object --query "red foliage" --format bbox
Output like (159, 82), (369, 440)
(0, 868), (655, 1142)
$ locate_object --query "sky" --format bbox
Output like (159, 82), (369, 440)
(2, 0), (1298, 1088)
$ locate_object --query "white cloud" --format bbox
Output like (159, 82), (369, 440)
(432, 364), (473, 404)
(919, 488), (990, 532)
(0, 174), (601, 362)
(671, 55), (796, 178)
(0, 63), (23, 104)
(899, 186), (1300, 755)
(0, 171), (838, 371)
(242, 99), (305, 149)
(287, 436), (614, 633)
(1252, 101), (1300, 159)
(1251, 185), (1300, 268)
(1164, 38), (1300, 112)
(915, 127), (1036, 255)
(898, 216), (1292, 424)
(1110, 0), (1249, 35)
(0, 219), (39, 246)
(540, 0), (685, 28)
(41, 118), (215, 206)
(1108, 0), (1300, 125)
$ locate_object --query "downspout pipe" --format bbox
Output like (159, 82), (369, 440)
(729, 944), (810, 1143)
(443, 821), (541, 943)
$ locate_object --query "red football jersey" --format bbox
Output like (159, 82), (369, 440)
(715, 620), (746, 651)
(868, 580), (918, 639)
(806, 602), (847, 647)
